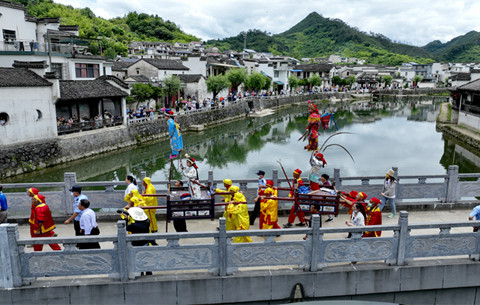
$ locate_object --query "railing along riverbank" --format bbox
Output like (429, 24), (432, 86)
(2, 165), (480, 219)
(2, 212), (480, 289)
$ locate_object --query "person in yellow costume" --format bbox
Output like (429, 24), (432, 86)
(260, 188), (281, 230)
(222, 185), (239, 231)
(142, 177), (159, 233)
(224, 191), (252, 243)
(122, 190), (147, 225)
(215, 179), (233, 206)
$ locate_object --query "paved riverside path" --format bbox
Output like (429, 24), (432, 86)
(17, 208), (475, 252)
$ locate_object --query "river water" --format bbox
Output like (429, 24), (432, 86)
(6, 97), (479, 185)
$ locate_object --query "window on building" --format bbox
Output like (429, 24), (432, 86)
(36, 110), (42, 121)
(51, 63), (63, 79)
(3, 30), (16, 43)
(274, 71), (279, 78)
(0, 112), (9, 125)
(75, 63), (99, 78)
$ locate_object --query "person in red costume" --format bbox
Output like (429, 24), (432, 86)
(363, 197), (382, 238)
(284, 169), (306, 228)
(304, 101), (321, 151)
(29, 194), (61, 251)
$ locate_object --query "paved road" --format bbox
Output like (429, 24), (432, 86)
(16, 208), (475, 252)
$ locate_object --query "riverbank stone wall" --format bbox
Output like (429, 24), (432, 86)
(1, 93), (350, 178)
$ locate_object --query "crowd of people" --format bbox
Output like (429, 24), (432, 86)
(57, 111), (120, 131)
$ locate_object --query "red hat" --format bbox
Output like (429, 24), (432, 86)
(315, 152), (327, 165)
(34, 194), (45, 204)
(370, 197), (381, 204)
(266, 180), (274, 187)
(28, 188), (39, 196)
(358, 192), (368, 200)
(294, 169), (302, 175)
(348, 190), (358, 198)
(180, 193), (191, 200)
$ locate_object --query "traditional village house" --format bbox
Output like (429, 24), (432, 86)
(291, 63), (333, 90)
(126, 58), (189, 81)
(176, 74), (207, 101)
(0, 68), (57, 146)
(112, 58), (138, 80)
(451, 78), (480, 130)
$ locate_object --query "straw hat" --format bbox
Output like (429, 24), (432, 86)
(128, 207), (148, 221)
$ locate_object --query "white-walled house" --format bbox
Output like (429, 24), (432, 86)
(181, 54), (207, 76)
(0, 68), (57, 146)
(126, 58), (189, 81)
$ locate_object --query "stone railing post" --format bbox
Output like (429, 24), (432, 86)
(63, 172), (77, 215)
(396, 211), (409, 266)
(272, 169), (278, 188)
(0, 224), (22, 288)
(208, 170), (214, 187)
(309, 215), (321, 272)
(116, 221), (128, 282)
(218, 217), (227, 276)
(446, 165), (459, 203)
(392, 167), (400, 200)
(334, 168), (341, 187)
(139, 171), (146, 193)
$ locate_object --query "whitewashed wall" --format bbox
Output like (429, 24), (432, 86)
(0, 5), (36, 42)
(0, 86), (56, 146)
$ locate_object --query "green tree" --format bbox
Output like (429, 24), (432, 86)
(131, 83), (154, 103)
(413, 75), (423, 88)
(262, 75), (272, 90)
(308, 73), (322, 89)
(347, 75), (356, 86)
(163, 75), (181, 107)
(206, 74), (229, 100)
(332, 76), (342, 86)
(383, 75), (393, 87)
(247, 72), (266, 92)
(226, 68), (247, 93)
(288, 75), (299, 92)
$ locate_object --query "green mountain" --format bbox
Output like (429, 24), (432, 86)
(207, 12), (435, 65)
(11, 0), (200, 58)
(422, 31), (480, 62)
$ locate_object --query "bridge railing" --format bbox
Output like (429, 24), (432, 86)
(2, 165), (479, 217)
(2, 212), (480, 288)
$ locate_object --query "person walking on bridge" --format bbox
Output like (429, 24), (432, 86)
(29, 194), (61, 252)
(64, 185), (87, 236)
(379, 169), (397, 218)
(250, 170), (266, 226)
(0, 185), (7, 224)
(142, 177), (159, 233)
(284, 169), (306, 228)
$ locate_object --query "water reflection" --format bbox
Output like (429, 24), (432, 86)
(6, 97), (478, 184)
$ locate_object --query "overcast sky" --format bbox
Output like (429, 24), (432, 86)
(56, 0), (480, 46)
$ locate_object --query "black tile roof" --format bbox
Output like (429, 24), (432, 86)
(457, 78), (480, 92)
(0, 0), (25, 10)
(143, 58), (189, 70)
(176, 74), (203, 83)
(112, 61), (137, 71)
(293, 63), (333, 72)
(59, 78), (128, 101)
(126, 75), (150, 82)
(450, 73), (471, 81)
(12, 60), (49, 69)
(0, 68), (52, 87)
(97, 75), (129, 89)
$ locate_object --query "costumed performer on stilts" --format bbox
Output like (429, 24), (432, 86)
(304, 101), (321, 151)
(260, 187), (280, 230)
(164, 110), (183, 159)
(224, 191), (252, 243)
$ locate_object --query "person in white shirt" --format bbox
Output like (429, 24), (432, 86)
(345, 202), (366, 228)
(78, 199), (100, 249)
(124, 175), (138, 202)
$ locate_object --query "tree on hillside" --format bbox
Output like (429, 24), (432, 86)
(206, 75), (229, 100)
(163, 75), (181, 107)
(288, 75), (299, 93)
(226, 68), (247, 93)
(246, 72), (266, 92)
